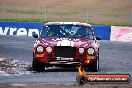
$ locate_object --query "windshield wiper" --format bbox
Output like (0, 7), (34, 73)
(75, 34), (91, 38)
(58, 33), (69, 37)
(75, 34), (86, 38)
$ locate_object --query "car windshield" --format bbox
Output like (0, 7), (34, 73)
(40, 24), (94, 39)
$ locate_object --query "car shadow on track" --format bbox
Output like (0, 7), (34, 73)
(31, 67), (96, 73)
(31, 67), (78, 73)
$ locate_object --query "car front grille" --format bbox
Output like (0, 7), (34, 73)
(54, 46), (76, 58)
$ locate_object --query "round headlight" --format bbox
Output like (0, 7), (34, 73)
(79, 48), (84, 54)
(46, 46), (52, 53)
(87, 48), (95, 55)
(37, 46), (43, 53)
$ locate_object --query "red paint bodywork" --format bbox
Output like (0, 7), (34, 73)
(33, 22), (100, 67)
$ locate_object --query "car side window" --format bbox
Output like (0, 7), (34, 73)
(86, 28), (94, 39)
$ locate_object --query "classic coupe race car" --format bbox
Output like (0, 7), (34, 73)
(32, 22), (100, 72)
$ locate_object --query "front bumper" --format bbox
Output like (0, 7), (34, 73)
(33, 52), (97, 67)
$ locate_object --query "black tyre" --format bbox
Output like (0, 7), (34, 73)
(32, 59), (45, 72)
(76, 75), (87, 85)
(88, 55), (99, 72)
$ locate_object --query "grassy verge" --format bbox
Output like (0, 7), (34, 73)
(0, 18), (130, 26)
(0, 18), (46, 22)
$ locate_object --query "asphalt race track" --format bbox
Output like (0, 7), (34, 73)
(0, 35), (132, 84)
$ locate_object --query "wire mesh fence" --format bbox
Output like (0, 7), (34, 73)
(0, 0), (131, 25)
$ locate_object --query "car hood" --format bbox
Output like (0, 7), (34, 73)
(37, 37), (94, 48)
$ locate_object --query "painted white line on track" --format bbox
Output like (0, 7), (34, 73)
(10, 84), (25, 86)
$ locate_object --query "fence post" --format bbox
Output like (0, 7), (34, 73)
(3, 0), (6, 20)
(44, 8), (47, 22)
(86, 10), (89, 23)
(130, 8), (132, 26)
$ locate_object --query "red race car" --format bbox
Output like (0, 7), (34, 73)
(32, 22), (100, 72)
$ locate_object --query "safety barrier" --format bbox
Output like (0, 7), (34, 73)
(111, 26), (132, 42)
(0, 21), (43, 36)
(93, 26), (111, 40)
(0, 21), (132, 41)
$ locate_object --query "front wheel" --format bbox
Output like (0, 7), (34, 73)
(88, 55), (99, 72)
(76, 74), (87, 85)
(32, 59), (45, 72)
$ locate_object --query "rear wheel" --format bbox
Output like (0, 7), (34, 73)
(32, 59), (45, 72)
(88, 55), (99, 72)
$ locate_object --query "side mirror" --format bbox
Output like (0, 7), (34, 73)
(96, 36), (101, 40)
(32, 32), (38, 38)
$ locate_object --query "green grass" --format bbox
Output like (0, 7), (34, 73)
(0, 18), (46, 22)
(0, 8), (82, 15)
(0, 9), (44, 15)
(48, 9), (83, 15)
(90, 22), (130, 26)
(0, 18), (130, 26)
(8, 9), (44, 15)
(103, 13), (120, 17)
